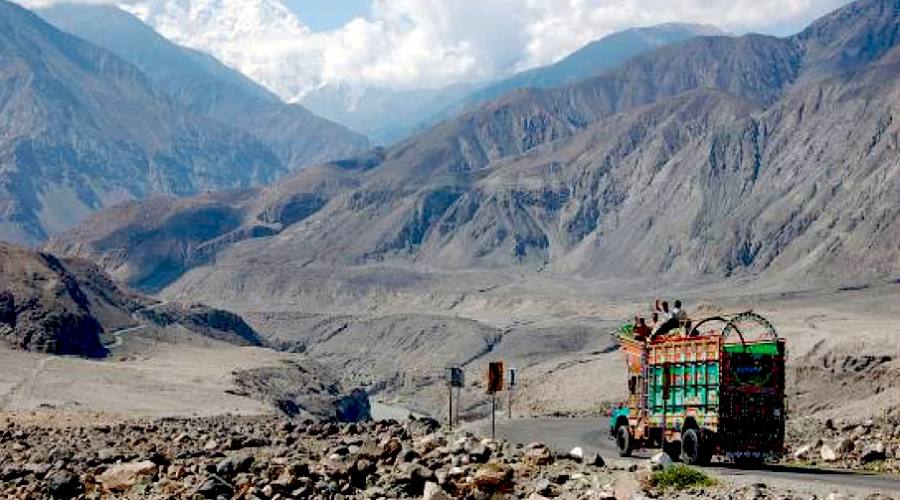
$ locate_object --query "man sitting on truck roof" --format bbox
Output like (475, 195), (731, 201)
(673, 300), (688, 322)
(653, 299), (688, 337)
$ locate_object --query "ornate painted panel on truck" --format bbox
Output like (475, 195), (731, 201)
(610, 312), (785, 465)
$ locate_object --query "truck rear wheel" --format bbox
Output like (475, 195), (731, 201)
(616, 425), (632, 457)
(680, 428), (710, 465)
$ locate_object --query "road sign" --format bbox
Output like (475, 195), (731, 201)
(487, 361), (504, 394)
(447, 366), (465, 388)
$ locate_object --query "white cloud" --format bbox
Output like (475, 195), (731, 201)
(20, 0), (851, 101)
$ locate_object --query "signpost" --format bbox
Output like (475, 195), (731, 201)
(487, 361), (504, 439)
(446, 367), (464, 430)
(507, 367), (516, 419)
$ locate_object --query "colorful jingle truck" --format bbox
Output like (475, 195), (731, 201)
(610, 312), (786, 465)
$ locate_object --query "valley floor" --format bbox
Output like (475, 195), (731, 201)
(0, 342), (284, 418)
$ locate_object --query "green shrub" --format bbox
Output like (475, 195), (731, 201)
(647, 464), (716, 490)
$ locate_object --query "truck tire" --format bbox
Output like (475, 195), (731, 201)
(680, 428), (709, 465)
(616, 425), (632, 457)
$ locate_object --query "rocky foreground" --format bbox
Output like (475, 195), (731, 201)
(788, 416), (900, 474)
(0, 413), (896, 500)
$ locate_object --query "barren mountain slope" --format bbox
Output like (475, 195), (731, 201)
(47, 160), (368, 290)
(47, 31), (812, 289)
(0, 244), (135, 357)
(37, 4), (369, 170)
(0, 0), (286, 244)
(459, 23), (725, 111)
(55, 62), (900, 294)
(0, 242), (267, 358)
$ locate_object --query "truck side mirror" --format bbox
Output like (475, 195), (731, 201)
(628, 376), (637, 393)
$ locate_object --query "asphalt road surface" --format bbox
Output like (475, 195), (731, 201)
(490, 417), (900, 495)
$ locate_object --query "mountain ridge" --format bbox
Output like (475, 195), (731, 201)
(0, 242), (264, 357)
(300, 23), (724, 145)
(0, 0), (368, 245)
(0, 0), (284, 244)
(48, 0), (900, 295)
(36, 3), (369, 170)
(457, 23), (725, 114)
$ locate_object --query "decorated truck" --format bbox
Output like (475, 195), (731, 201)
(609, 312), (786, 465)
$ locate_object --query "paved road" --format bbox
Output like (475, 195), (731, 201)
(491, 418), (900, 495)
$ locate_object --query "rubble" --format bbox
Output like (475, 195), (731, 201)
(2, 413), (896, 499)
(788, 416), (900, 472)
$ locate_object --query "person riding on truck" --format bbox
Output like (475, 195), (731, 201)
(653, 299), (688, 337)
(633, 317), (652, 341)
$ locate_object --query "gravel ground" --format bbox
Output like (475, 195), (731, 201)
(2, 412), (898, 499)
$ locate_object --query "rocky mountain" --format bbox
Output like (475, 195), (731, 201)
(0, 244), (130, 357)
(50, 0), (900, 295)
(36, 3), (369, 170)
(0, 0), (280, 244)
(0, 242), (263, 357)
(457, 23), (724, 114)
(300, 24), (722, 146)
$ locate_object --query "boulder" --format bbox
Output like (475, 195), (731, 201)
(792, 444), (813, 460)
(350, 458), (375, 488)
(532, 477), (556, 496)
(422, 481), (452, 500)
(46, 470), (83, 499)
(524, 443), (553, 466)
(394, 463), (435, 496)
(319, 456), (352, 479)
(820, 445), (839, 462)
(861, 442), (886, 463)
(835, 437), (855, 454)
(590, 453), (606, 467)
(215, 454), (254, 478)
(416, 433), (448, 453)
(195, 475), (233, 499)
(466, 442), (492, 463)
(98, 460), (158, 492)
(398, 448), (421, 463)
(446, 466), (466, 478)
(472, 462), (513, 493)
(648, 452), (673, 470)
(568, 446), (584, 462)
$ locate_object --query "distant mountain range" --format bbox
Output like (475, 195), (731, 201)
(454, 23), (724, 115)
(36, 4), (369, 169)
(0, 0), (366, 245)
(299, 23), (723, 145)
(49, 0), (900, 297)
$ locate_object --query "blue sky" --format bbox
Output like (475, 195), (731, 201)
(284, 0), (371, 31)
(279, 0), (848, 35)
